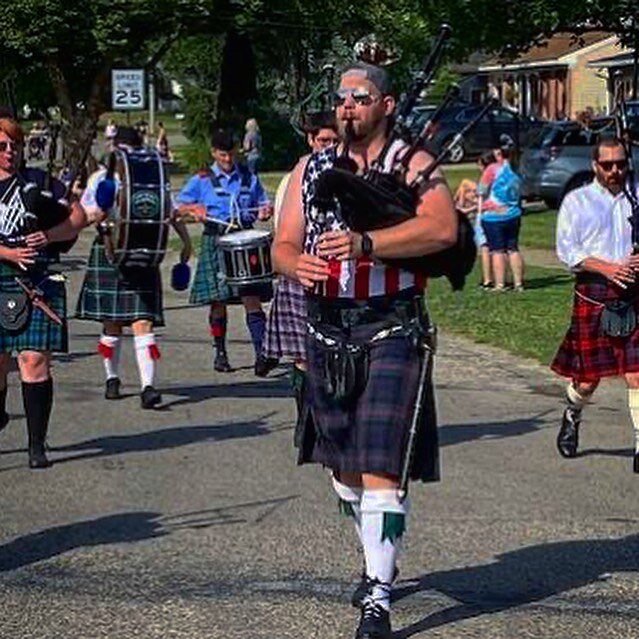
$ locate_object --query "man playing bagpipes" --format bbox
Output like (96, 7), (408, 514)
(75, 127), (192, 409)
(0, 116), (112, 468)
(552, 136), (639, 471)
(176, 129), (273, 375)
(272, 60), (456, 638)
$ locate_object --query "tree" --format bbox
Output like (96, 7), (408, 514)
(0, 0), (222, 169)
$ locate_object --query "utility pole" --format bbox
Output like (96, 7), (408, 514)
(149, 69), (156, 141)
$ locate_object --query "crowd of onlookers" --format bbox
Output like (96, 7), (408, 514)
(454, 137), (526, 292)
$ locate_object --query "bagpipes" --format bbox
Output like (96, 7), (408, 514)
(615, 97), (639, 252)
(314, 24), (495, 290)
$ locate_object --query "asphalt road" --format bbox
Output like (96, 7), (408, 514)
(1, 232), (639, 638)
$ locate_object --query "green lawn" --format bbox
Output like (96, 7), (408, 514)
(520, 208), (557, 250)
(427, 263), (572, 365)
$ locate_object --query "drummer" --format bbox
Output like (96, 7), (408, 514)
(176, 129), (274, 376)
(76, 126), (192, 408)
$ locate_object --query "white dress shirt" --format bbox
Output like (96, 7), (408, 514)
(556, 179), (636, 269)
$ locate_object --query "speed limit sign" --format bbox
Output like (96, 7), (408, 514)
(111, 69), (146, 110)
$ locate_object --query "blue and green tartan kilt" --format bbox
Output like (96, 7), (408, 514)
(189, 234), (273, 306)
(0, 263), (68, 353)
(75, 238), (164, 326)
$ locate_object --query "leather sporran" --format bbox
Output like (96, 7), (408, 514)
(317, 338), (370, 408)
(0, 291), (32, 334)
(600, 300), (637, 338)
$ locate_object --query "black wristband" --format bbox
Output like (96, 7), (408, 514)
(361, 232), (374, 257)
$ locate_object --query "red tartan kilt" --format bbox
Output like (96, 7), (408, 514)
(551, 282), (639, 382)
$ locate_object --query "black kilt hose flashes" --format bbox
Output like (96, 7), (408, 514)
(75, 237), (164, 325)
(190, 232), (273, 305)
(0, 262), (68, 353)
(297, 291), (440, 483)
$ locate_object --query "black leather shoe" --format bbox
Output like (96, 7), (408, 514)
(352, 568), (398, 609)
(214, 351), (232, 373)
(141, 386), (162, 409)
(254, 355), (278, 377)
(557, 407), (580, 458)
(105, 377), (121, 400)
(633, 452), (639, 474)
(29, 445), (51, 469)
(356, 600), (391, 639)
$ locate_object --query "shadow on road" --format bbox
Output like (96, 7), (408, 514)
(50, 415), (275, 464)
(0, 511), (166, 572)
(439, 410), (552, 447)
(162, 378), (291, 407)
(393, 533), (639, 637)
(578, 446), (633, 459)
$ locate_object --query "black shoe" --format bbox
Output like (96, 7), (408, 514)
(28, 445), (51, 469)
(0, 410), (9, 433)
(105, 377), (121, 400)
(214, 351), (232, 373)
(356, 599), (391, 639)
(254, 355), (278, 377)
(557, 407), (580, 458)
(352, 567), (399, 609)
(634, 452), (639, 474)
(141, 386), (162, 409)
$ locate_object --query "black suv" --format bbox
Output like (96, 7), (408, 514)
(408, 102), (546, 163)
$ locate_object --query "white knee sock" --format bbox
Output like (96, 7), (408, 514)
(360, 489), (409, 611)
(331, 474), (362, 544)
(98, 335), (121, 381)
(134, 334), (160, 389)
(628, 389), (639, 453)
(566, 382), (589, 412)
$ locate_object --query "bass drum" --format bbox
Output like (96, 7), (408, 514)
(107, 148), (171, 268)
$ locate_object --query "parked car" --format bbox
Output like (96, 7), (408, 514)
(518, 118), (638, 208)
(408, 102), (546, 163)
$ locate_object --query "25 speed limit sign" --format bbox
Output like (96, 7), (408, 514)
(111, 69), (146, 110)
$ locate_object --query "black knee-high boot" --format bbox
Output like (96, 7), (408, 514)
(22, 379), (53, 469)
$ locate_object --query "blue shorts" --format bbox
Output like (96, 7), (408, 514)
(481, 217), (521, 252)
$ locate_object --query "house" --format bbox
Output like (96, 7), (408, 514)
(588, 50), (639, 107)
(458, 32), (628, 119)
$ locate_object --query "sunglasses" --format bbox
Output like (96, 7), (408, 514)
(0, 141), (19, 152)
(333, 88), (380, 107)
(597, 159), (628, 171)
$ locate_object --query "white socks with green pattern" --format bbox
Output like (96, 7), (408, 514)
(360, 489), (409, 611)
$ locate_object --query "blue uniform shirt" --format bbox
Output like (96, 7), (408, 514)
(177, 162), (269, 227)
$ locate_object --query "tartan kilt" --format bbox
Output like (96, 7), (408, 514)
(190, 234), (273, 306)
(551, 281), (639, 382)
(298, 306), (439, 483)
(0, 263), (67, 353)
(75, 238), (164, 325)
(263, 276), (307, 361)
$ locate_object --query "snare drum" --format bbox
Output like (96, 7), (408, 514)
(216, 229), (273, 287)
(106, 148), (172, 268)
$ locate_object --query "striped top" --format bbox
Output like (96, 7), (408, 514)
(302, 142), (423, 299)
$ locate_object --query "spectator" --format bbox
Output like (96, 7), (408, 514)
(156, 121), (172, 161)
(454, 151), (496, 289)
(242, 118), (262, 174)
(104, 118), (117, 152)
(480, 137), (525, 292)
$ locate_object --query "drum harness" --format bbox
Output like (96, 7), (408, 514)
(206, 167), (254, 235)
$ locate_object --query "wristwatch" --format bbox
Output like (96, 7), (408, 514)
(361, 232), (374, 257)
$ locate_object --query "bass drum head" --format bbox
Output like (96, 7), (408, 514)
(112, 148), (171, 268)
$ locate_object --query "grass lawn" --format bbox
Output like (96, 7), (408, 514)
(427, 263), (573, 365)
(520, 208), (557, 250)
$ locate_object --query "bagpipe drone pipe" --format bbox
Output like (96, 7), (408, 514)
(313, 24), (494, 290)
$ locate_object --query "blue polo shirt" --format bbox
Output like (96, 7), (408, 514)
(177, 162), (269, 227)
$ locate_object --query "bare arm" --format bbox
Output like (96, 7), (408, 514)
(170, 217), (193, 262)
